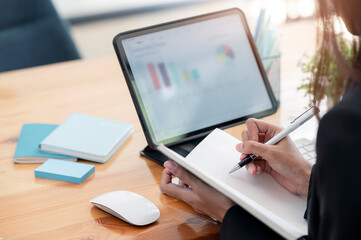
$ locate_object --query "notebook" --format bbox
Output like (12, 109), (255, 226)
(13, 124), (77, 164)
(40, 113), (133, 163)
(35, 159), (95, 184)
(158, 128), (308, 240)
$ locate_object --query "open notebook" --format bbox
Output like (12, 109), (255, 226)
(158, 128), (308, 239)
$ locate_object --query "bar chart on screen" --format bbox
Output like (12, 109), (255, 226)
(146, 61), (201, 90)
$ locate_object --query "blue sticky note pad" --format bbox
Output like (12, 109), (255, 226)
(35, 159), (95, 184)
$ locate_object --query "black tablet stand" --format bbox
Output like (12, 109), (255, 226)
(140, 136), (206, 165)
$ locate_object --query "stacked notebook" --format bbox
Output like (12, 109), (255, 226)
(13, 124), (77, 164)
(40, 113), (133, 163)
(13, 113), (133, 164)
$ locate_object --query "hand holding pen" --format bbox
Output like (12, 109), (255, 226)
(230, 106), (319, 196)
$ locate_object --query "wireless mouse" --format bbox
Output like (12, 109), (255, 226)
(90, 190), (160, 226)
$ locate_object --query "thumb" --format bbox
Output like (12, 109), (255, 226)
(240, 141), (273, 160)
(164, 161), (198, 187)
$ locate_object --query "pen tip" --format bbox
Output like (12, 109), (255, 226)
(228, 165), (240, 174)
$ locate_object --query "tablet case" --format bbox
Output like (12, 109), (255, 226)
(140, 137), (205, 165)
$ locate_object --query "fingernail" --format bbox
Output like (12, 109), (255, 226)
(251, 165), (256, 175)
(164, 161), (177, 171)
(236, 143), (243, 152)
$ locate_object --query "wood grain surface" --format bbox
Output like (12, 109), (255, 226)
(0, 57), (280, 239)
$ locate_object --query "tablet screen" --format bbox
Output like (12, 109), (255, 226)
(118, 10), (276, 146)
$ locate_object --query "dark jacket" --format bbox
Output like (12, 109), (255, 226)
(220, 83), (361, 239)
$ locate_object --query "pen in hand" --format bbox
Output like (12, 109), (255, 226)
(228, 106), (319, 174)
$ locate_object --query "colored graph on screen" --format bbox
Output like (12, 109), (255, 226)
(216, 44), (234, 65)
(147, 62), (200, 90)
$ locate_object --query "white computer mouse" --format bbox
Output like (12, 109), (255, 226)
(90, 190), (160, 226)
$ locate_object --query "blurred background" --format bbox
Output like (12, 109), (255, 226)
(1, 0), (319, 138)
(57, 0), (317, 136)
(53, 0), (316, 59)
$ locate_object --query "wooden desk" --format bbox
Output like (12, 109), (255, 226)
(0, 57), (280, 239)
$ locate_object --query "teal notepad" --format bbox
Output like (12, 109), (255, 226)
(40, 113), (133, 163)
(35, 159), (95, 184)
(13, 124), (77, 164)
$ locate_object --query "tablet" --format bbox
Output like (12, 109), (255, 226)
(113, 8), (277, 149)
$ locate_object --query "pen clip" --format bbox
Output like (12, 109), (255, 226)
(290, 106), (318, 124)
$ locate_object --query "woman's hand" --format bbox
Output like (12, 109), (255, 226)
(159, 118), (312, 222)
(160, 161), (235, 222)
(238, 118), (312, 196)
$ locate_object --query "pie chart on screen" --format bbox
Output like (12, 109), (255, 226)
(216, 44), (234, 65)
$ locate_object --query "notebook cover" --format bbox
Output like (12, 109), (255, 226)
(35, 159), (95, 184)
(13, 124), (76, 163)
(40, 113), (133, 162)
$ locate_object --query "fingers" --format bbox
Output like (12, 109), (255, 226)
(241, 141), (273, 161)
(238, 142), (264, 175)
(246, 118), (282, 133)
(239, 119), (283, 175)
(245, 162), (257, 175)
(236, 143), (244, 157)
(245, 159), (268, 175)
(160, 166), (193, 202)
(258, 133), (266, 143)
(161, 161), (235, 221)
(241, 129), (249, 142)
(245, 119), (261, 142)
(164, 161), (199, 187)
(253, 159), (271, 173)
(237, 141), (268, 157)
(245, 118), (283, 141)
(241, 130), (266, 143)
(178, 179), (189, 188)
(242, 118), (280, 145)
(178, 179), (185, 187)
(160, 166), (173, 185)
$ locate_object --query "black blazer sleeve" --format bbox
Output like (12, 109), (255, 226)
(307, 96), (361, 239)
(220, 205), (284, 240)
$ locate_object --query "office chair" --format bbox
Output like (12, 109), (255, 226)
(0, 0), (80, 72)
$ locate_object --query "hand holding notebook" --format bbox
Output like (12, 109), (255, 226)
(158, 129), (308, 239)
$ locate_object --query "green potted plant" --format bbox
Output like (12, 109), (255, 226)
(298, 34), (354, 109)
